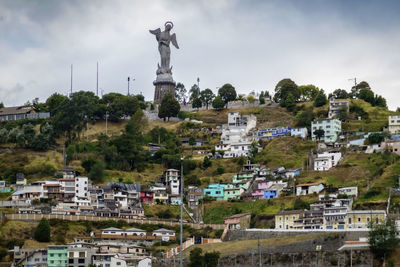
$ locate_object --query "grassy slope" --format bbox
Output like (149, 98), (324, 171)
(183, 233), (331, 257)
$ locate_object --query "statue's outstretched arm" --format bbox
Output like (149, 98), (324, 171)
(171, 33), (179, 49)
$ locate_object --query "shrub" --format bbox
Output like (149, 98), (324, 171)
(34, 218), (50, 242)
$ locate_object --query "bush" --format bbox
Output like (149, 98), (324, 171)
(156, 209), (173, 219)
(216, 165), (225, 175)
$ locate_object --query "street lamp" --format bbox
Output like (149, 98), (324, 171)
(180, 156), (184, 267)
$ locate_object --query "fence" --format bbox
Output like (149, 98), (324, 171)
(5, 213), (225, 230)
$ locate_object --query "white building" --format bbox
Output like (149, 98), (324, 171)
(388, 115), (400, 134)
(296, 183), (324, 196)
(290, 128), (308, 139)
(220, 112), (257, 144)
(216, 142), (253, 158)
(164, 169), (180, 195)
(338, 187), (358, 197)
(314, 152), (342, 171)
(152, 228), (176, 241)
(75, 177), (89, 198)
(328, 99), (349, 119)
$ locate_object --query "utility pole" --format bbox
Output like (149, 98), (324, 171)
(258, 238), (261, 267)
(180, 156), (184, 267)
(128, 77), (130, 96)
(96, 62), (99, 96)
(70, 64), (73, 96)
(197, 77), (200, 88)
(105, 111), (109, 135)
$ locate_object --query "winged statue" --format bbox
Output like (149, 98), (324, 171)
(150, 21), (179, 75)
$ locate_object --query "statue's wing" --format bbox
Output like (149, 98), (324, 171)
(149, 28), (161, 41)
(171, 33), (179, 49)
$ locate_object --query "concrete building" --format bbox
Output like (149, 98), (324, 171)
(346, 210), (386, 229)
(215, 142), (253, 158)
(67, 247), (94, 267)
(187, 186), (203, 209)
(338, 187), (358, 198)
(311, 119), (342, 143)
(290, 127), (308, 139)
(203, 184), (226, 200)
(220, 112), (257, 144)
(258, 127), (291, 140)
(275, 210), (303, 230)
(14, 247), (48, 267)
(328, 99), (349, 119)
(47, 245), (68, 267)
(163, 169), (180, 195)
(296, 183), (324, 196)
(0, 105), (50, 121)
(224, 213), (251, 230)
(152, 228), (176, 241)
(381, 140), (400, 155)
(388, 115), (400, 134)
(314, 152), (342, 171)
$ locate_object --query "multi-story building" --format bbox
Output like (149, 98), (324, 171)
(47, 245), (68, 267)
(223, 184), (243, 200)
(314, 152), (342, 171)
(74, 177), (89, 199)
(346, 210), (386, 229)
(59, 178), (75, 201)
(215, 142), (254, 158)
(338, 186), (358, 198)
(324, 206), (348, 230)
(152, 186), (168, 204)
(311, 119), (342, 143)
(298, 203), (325, 230)
(14, 247), (48, 267)
(224, 213), (251, 230)
(388, 115), (400, 134)
(328, 99), (349, 119)
(163, 169), (180, 195)
(290, 128), (308, 139)
(152, 228), (176, 241)
(67, 247), (94, 267)
(275, 210), (303, 230)
(187, 186), (203, 209)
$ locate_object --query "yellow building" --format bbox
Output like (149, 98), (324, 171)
(152, 187), (169, 204)
(275, 210), (303, 230)
(346, 210), (386, 229)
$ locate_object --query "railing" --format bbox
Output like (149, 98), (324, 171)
(4, 213), (225, 230)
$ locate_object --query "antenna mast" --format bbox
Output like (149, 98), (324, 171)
(70, 64), (73, 96)
(96, 62), (99, 97)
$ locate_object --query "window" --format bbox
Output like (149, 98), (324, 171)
(78, 259), (85, 263)
(50, 254), (54, 257)
(117, 262), (121, 266)
(69, 252), (74, 257)
(348, 218), (351, 224)
(358, 217), (361, 222)
(376, 217), (379, 223)
(69, 259), (74, 264)
(79, 252), (85, 257)
(367, 217), (370, 222)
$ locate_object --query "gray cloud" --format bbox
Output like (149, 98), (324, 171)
(0, 0), (399, 109)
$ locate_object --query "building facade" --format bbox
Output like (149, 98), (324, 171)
(311, 119), (342, 143)
(388, 115), (400, 134)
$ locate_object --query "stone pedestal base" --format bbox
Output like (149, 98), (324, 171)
(153, 73), (176, 104)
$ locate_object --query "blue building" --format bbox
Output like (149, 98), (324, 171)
(258, 127), (291, 140)
(203, 184), (226, 200)
(263, 190), (279, 199)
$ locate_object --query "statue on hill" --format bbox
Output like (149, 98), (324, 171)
(150, 21), (179, 75)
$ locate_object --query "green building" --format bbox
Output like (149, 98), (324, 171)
(311, 118), (341, 143)
(47, 245), (68, 267)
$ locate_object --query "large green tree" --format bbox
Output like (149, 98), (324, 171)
(218, 84), (237, 105)
(331, 89), (348, 99)
(192, 97), (202, 110)
(200, 89), (215, 109)
(34, 218), (51, 242)
(274, 79), (300, 106)
(175, 82), (187, 103)
(369, 219), (399, 264)
(212, 96), (225, 110)
(314, 90), (328, 107)
(189, 84), (200, 102)
(299, 84), (319, 101)
(158, 94), (180, 121)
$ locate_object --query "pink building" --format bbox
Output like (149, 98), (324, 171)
(251, 181), (273, 199)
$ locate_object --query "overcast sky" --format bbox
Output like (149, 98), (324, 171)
(1, 0), (399, 109)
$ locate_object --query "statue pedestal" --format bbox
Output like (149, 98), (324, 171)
(153, 73), (176, 104)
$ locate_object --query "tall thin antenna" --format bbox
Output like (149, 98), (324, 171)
(96, 62), (99, 97)
(70, 64), (73, 96)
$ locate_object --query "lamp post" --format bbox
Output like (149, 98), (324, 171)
(105, 111), (109, 135)
(180, 156), (184, 267)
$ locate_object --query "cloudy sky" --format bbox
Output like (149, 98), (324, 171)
(1, 0), (399, 109)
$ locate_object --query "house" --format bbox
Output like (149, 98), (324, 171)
(314, 152), (342, 171)
(203, 184), (226, 200)
(338, 187), (358, 198)
(16, 173), (27, 186)
(67, 246), (94, 267)
(299, 203), (325, 229)
(219, 112), (257, 145)
(275, 210), (303, 230)
(163, 169), (180, 195)
(346, 210), (386, 229)
(47, 245), (68, 267)
(152, 228), (176, 241)
(148, 143), (165, 156)
(14, 247), (48, 267)
(381, 141), (400, 155)
(388, 115), (400, 134)
(263, 184), (285, 199)
(140, 185), (154, 203)
(216, 142), (253, 158)
(251, 181), (273, 199)
(169, 194), (181, 205)
(187, 186), (203, 209)
(311, 119), (342, 143)
(223, 184), (243, 200)
(290, 128), (308, 139)
(328, 99), (349, 119)
(296, 183), (324, 196)
(0, 180), (5, 189)
(258, 127), (291, 140)
(283, 168), (301, 178)
(152, 186), (168, 204)
(0, 105), (49, 121)
(179, 137), (204, 146)
(224, 213), (251, 230)
(324, 205), (348, 230)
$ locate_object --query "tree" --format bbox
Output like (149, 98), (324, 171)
(358, 88), (375, 105)
(367, 132), (386, 145)
(212, 96), (225, 110)
(313, 129), (325, 141)
(202, 156), (212, 169)
(299, 84), (319, 101)
(46, 93), (69, 116)
(293, 198), (310, 210)
(199, 89), (215, 109)
(31, 134), (50, 151)
(189, 247), (204, 267)
(89, 161), (105, 183)
(295, 109), (314, 129)
(189, 84), (200, 102)
(274, 79), (300, 106)
(369, 219), (399, 264)
(259, 96), (265, 105)
(336, 106), (349, 121)
(0, 128), (8, 144)
(314, 90), (327, 107)
(246, 95), (256, 104)
(34, 218), (50, 242)
(158, 94), (180, 121)
(204, 251), (221, 267)
(175, 82), (187, 103)
(331, 89), (348, 99)
(23, 123), (36, 145)
(189, 136), (196, 150)
(284, 93), (296, 111)
(351, 81), (370, 97)
(192, 97), (202, 110)
(374, 95), (387, 108)
(218, 83), (237, 105)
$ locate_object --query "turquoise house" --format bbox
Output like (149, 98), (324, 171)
(233, 173), (254, 184)
(203, 184), (226, 200)
(47, 245), (68, 267)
